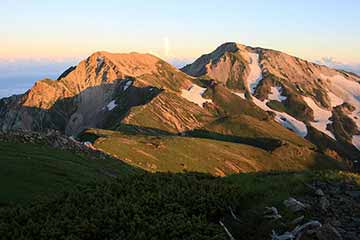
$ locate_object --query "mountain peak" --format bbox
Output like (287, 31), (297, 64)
(87, 51), (162, 77)
(181, 42), (252, 77)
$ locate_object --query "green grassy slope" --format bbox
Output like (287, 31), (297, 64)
(201, 115), (311, 147)
(80, 128), (343, 175)
(0, 141), (136, 204)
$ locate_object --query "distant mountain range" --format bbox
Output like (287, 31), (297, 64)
(1, 42), (360, 174)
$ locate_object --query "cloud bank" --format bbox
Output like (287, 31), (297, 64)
(315, 57), (360, 75)
(0, 58), (79, 98)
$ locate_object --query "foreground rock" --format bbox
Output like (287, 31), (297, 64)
(0, 130), (115, 162)
(222, 176), (359, 240)
(303, 180), (360, 240)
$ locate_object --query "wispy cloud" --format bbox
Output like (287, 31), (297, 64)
(0, 86), (30, 99)
(163, 37), (170, 59)
(0, 58), (79, 77)
(315, 57), (360, 75)
(168, 58), (194, 68)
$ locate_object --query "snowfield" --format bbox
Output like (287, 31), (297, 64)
(352, 135), (360, 151)
(96, 57), (104, 71)
(323, 74), (360, 109)
(328, 92), (344, 107)
(303, 96), (335, 140)
(268, 86), (287, 102)
(274, 114), (308, 137)
(106, 100), (117, 111)
(322, 73), (360, 127)
(247, 53), (263, 94)
(321, 73), (360, 147)
(123, 80), (133, 91)
(240, 51), (308, 138)
(251, 97), (308, 137)
(181, 84), (212, 108)
(232, 91), (246, 100)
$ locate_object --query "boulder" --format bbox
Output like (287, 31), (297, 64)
(315, 189), (325, 197)
(319, 197), (330, 211)
(284, 197), (307, 212)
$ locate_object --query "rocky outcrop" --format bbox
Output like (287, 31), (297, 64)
(181, 42), (240, 77)
(267, 179), (360, 239)
(0, 130), (111, 160)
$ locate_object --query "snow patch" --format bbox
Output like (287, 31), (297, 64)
(181, 84), (212, 108)
(106, 100), (117, 111)
(268, 86), (287, 102)
(303, 96), (335, 139)
(274, 114), (308, 138)
(252, 97), (308, 137)
(231, 91), (246, 100)
(247, 53), (263, 94)
(320, 73), (360, 147)
(123, 80), (133, 91)
(252, 97), (271, 111)
(96, 57), (104, 71)
(83, 141), (97, 150)
(321, 73), (360, 129)
(352, 135), (360, 151)
(328, 92), (344, 107)
(242, 50), (307, 137)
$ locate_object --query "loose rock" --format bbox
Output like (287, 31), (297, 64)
(316, 223), (343, 240)
(315, 189), (325, 197)
(284, 197), (307, 212)
(319, 197), (330, 211)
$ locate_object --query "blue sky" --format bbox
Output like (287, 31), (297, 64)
(0, 0), (359, 97)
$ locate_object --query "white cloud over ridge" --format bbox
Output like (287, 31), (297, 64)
(315, 57), (360, 75)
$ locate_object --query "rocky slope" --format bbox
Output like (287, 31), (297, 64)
(0, 51), (205, 135)
(182, 42), (360, 165)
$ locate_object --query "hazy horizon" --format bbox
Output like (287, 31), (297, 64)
(1, 0), (360, 98)
(0, 47), (360, 99)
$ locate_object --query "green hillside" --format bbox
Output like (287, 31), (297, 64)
(0, 136), (358, 239)
(79, 128), (344, 175)
(0, 140), (136, 204)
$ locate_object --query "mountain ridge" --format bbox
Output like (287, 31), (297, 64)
(181, 42), (360, 158)
(1, 42), (359, 173)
